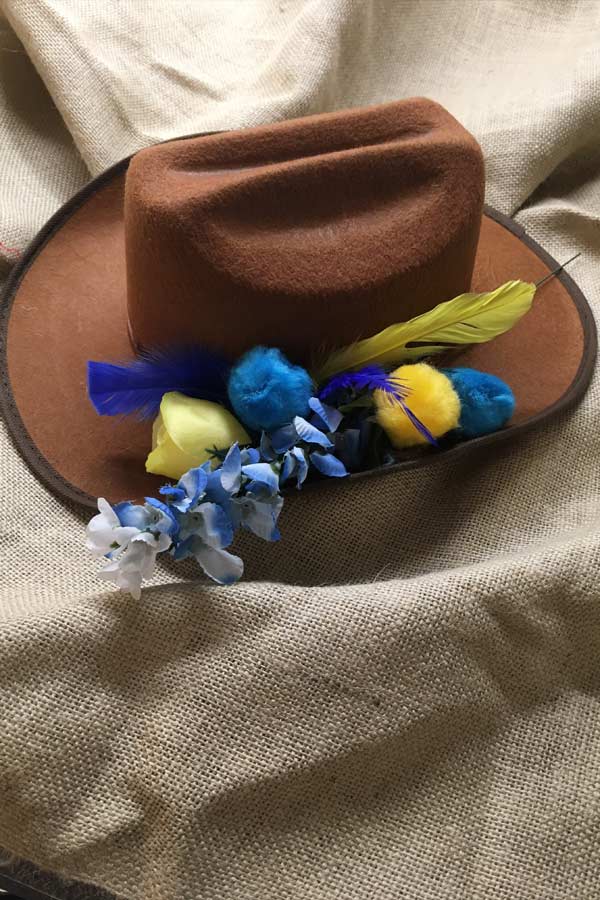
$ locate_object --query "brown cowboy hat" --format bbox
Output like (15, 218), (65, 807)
(0, 98), (595, 508)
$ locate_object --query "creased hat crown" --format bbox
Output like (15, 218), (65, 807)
(125, 98), (485, 362)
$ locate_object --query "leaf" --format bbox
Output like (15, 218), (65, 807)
(314, 281), (536, 383)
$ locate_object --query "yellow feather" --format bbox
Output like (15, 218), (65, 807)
(314, 280), (536, 383)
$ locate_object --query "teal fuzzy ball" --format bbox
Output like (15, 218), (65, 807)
(441, 367), (515, 438)
(228, 347), (313, 432)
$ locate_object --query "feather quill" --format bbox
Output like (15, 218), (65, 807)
(87, 346), (231, 419)
(314, 281), (536, 383)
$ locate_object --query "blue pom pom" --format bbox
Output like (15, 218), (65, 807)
(441, 367), (515, 439)
(227, 347), (313, 432)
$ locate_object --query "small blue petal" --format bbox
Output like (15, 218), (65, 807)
(260, 430), (276, 461)
(232, 494), (283, 541)
(159, 485), (186, 503)
(178, 465), (208, 506)
(242, 462), (279, 494)
(293, 416), (333, 448)
(309, 451), (348, 478)
(198, 502), (235, 548)
(144, 497), (180, 535)
(241, 447), (260, 465)
(171, 535), (194, 561)
(179, 501), (234, 547)
(280, 450), (297, 485)
(204, 469), (233, 509)
(290, 446), (308, 487)
(269, 424), (298, 454)
(193, 542), (244, 585)
(308, 397), (344, 433)
(220, 443), (242, 493)
(114, 501), (151, 530)
(159, 484), (192, 512)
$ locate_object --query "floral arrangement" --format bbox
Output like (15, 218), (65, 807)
(86, 280), (535, 597)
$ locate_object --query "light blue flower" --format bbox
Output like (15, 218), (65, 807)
(241, 461), (280, 494)
(262, 412), (333, 462)
(173, 501), (242, 585)
(173, 536), (244, 585)
(308, 397), (343, 433)
(309, 451), (348, 478)
(159, 464), (209, 512)
(203, 444), (262, 512)
(292, 415), (333, 448)
(280, 446), (309, 489)
(220, 443), (243, 493)
(230, 486), (283, 541)
(143, 497), (180, 536)
(113, 501), (159, 530)
(178, 501), (234, 546)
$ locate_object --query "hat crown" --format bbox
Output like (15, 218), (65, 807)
(124, 98), (484, 362)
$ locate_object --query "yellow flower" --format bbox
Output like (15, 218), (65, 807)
(374, 363), (460, 448)
(145, 392), (251, 480)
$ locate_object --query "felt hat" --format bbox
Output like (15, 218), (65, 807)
(0, 98), (595, 509)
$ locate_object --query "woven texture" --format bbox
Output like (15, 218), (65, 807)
(1, 2), (600, 898)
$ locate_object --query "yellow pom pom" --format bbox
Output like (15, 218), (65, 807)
(146, 392), (250, 480)
(374, 363), (460, 448)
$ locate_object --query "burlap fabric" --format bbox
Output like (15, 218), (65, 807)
(1, 2), (600, 898)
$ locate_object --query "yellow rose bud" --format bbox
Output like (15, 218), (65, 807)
(374, 363), (460, 447)
(145, 392), (251, 480)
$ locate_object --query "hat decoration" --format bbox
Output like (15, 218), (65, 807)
(1, 97), (592, 599)
(85, 278), (540, 597)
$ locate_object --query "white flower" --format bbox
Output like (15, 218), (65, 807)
(85, 498), (139, 557)
(97, 532), (171, 600)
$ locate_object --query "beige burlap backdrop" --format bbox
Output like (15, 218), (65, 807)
(1, 2), (600, 899)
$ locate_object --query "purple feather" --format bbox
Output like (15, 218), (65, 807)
(87, 346), (231, 419)
(319, 365), (410, 401)
(395, 398), (439, 447)
(319, 364), (438, 447)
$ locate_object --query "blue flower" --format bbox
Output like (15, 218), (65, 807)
(280, 446), (309, 488)
(241, 461), (280, 494)
(143, 498), (181, 536)
(87, 498), (175, 599)
(177, 501), (234, 546)
(220, 443), (243, 493)
(228, 347), (313, 432)
(173, 536), (244, 585)
(113, 500), (155, 530)
(230, 486), (283, 542)
(309, 452), (348, 478)
(293, 415), (333, 448)
(202, 444), (263, 513)
(308, 397), (343, 433)
(174, 501), (243, 584)
(261, 424), (298, 457)
(159, 464), (209, 512)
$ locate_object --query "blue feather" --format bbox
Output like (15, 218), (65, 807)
(319, 365), (410, 401)
(319, 364), (438, 447)
(87, 346), (231, 419)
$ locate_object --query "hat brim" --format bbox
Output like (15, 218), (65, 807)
(0, 146), (596, 509)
